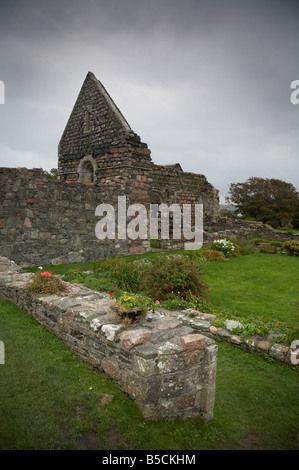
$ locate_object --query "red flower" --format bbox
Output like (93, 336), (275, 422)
(109, 293), (114, 296)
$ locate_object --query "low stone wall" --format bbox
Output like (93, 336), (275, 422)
(205, 218), (299, 243)
(163, 310), (298, 369)
(0, 257), (217, 421)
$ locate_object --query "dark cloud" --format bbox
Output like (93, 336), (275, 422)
(0, 0), (298, 200)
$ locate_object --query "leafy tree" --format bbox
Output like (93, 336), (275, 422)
(226, 177), (299, 228)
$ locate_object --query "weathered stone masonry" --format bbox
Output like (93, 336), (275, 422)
(0, 72), (220, 266)
(0, 257), (218, 421)
(0, 71), (297, 266)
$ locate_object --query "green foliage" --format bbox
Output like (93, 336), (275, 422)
(114, 291), (156, 315)
(250, 237), (285, 247)
(227, 177), (299, 229)
(62, 269), (87, 283)
(203, 249), (227, 262)
(185, 248), (208, 263)
(141, 256), (209, 301)
(211, 239), (236, 256)
(161, 298), (190, 311)
(213, 318), (226, 328)
(232, 321), (270, 338)
(229, 237), (258, 255)
(26, 271), (66, 295)
(96, 258), (144, 292)
(150, 238), (158, 248)
(258, 244), (278, 254)
(203, 252), (299, 333)
(83, 276), (115, 292)
(284, 241), (299, 256)
(1, 296), (299, 450)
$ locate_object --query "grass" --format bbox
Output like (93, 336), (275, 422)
(0, 296), (299, 450)
(202, 252), (299, 329)
(27, 247), (299, 335)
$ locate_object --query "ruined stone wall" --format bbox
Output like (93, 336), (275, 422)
(0, 71), (220, 266)
(0, 167), (143, 266)
(0, 154), (220, 266)
(204, 217), (299, 243)
(0, 257), (217, 421)
(0, 166), (295, 267)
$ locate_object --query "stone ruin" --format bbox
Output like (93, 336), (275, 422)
(0, 71), (220, 266)
(0, 257), (217, 421)
(0, 71), (296, 266)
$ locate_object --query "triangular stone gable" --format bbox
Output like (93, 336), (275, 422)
(58, 72), (132, 162)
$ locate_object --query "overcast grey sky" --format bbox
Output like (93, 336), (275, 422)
(0, 0), (298, 202)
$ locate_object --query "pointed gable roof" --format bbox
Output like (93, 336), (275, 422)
(58, 72), (132, 161)
(87, 72), (131, 130)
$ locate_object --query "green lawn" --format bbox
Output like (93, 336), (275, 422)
(0, 296), (298, 450)
(26, 249), (299, 334)
(202, 252), (299, 329)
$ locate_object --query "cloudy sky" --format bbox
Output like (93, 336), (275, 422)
(0, 0), (298, 202)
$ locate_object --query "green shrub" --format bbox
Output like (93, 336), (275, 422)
(211, 239), (236, 256)
(203, 249), (227, 262)
(114, 291), (156, 314)
(185, 248), (208, 263)
(229, 237), (258, 255)
(212, 318), (227, 328)
(141, 256), (209, 301)
(150, 238), (158, 248)
(284, 241), (299, 256)
(232, 321), (270, 338)
(251, 238), (285, 247)
(83, 276), (115, 292)
(97, 258), (144, 292)
(161, 298), (190, 310)
(62, 269), (87, 283)
(26, 271), (66, 295)
(258, 244), (278, 254)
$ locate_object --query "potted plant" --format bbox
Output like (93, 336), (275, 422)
(113, 292), (156, 323)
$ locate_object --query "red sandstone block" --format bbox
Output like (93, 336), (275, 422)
(120, 328), (152, 350)
(129, 246), (145, 254)
(183, 350), (201, 366)
(177, 394), (196, 409)
(180, 334), (206, 352)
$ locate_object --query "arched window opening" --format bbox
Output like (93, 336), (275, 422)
(77, 155), (97, 184)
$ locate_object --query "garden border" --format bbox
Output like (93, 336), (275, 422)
(163, 308), (299, 369)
